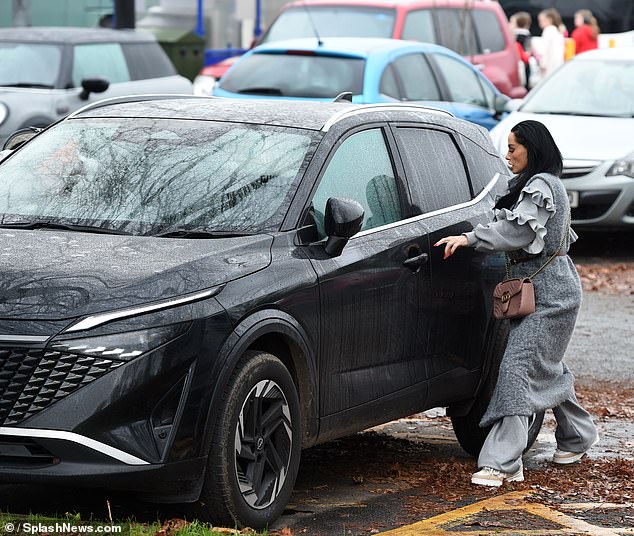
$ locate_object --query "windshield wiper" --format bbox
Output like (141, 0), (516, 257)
(236, 87), (284, 96)
(154, 228), (256, 239)
(0, 221), (132, 235)
(2, 82), (55, 89)
(531, 110), (626, 118)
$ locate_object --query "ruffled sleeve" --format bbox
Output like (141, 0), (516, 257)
(463, 178), (555, 254)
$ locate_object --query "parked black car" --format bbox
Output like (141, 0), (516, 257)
(0, 97), (542, 529)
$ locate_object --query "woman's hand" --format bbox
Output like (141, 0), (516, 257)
(435, 235), (469, 260)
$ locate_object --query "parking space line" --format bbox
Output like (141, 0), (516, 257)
(379, 490), (626, 535)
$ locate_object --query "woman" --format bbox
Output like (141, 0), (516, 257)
(571, 9), (600, 55)
(537, 8), (565, 77)
(435, 120), (598, 487)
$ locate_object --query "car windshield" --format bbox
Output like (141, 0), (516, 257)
(219, 53), (365, 97)
(521, 59), (634, 117)
(0, 118), (318, 235)
(261, 6), (396, 42)
(0, 42), (62, 88)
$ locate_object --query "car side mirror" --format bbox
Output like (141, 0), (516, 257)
(504, 98), (523, 113)
(79, 77), (110, 100)
(2, 126), (42, 151)
(324, 197), (364, 257)
(494, 94), (510, 115)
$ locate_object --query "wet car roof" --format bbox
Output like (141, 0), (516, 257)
(0, 27), (157, 44)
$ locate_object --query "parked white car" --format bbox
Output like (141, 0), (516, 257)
(490, 47), (634, 230)
(0, 27), (193, 147)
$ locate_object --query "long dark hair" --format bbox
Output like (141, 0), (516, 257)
(495, 120), (563, 210)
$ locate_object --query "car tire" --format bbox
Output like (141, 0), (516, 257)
(197, 350), (302, 529)
(451, 320), (544, 457)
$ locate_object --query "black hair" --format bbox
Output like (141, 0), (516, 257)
(494, 120), (563, 210)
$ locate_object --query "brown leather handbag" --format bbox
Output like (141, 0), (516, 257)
(493, 211), (570, 320)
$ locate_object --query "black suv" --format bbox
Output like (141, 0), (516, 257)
(0, 97), (541, 529)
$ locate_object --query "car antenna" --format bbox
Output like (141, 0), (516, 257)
(302, 1), (323, 47)
(333, 92), (352, 102)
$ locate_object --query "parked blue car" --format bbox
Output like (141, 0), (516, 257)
(214, 38), (509, 129)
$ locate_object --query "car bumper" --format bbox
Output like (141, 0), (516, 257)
(562, 162), (634, 228)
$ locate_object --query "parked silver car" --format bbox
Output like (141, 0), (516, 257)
(489, 47), (634, 229)
(0, 27), (193, 147)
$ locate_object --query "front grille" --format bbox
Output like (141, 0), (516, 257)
(0, 348), (124, 426)
(572, 191), (620, 221)
(561, 167), (597, 179)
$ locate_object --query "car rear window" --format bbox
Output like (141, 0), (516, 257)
(121, 43), (177, 80)
(219, 53), (365, 98)
(261, 6), (396, 42)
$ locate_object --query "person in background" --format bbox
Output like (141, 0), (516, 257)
(510, 12), (533, 90)
(538, 8), (565, 77)
(571, 9), (600, 54)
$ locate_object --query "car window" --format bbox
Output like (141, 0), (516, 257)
(401, 10), (437, 43)
(309, 129), (402, 239)
(434, 9), (479, 56)
(261, 6), (396, 43)
(394, 127), (471, 213)
(379, 64), (400, 99)
(391, 54), (440, 101)
(121, 43), (176, 80)
(472, 10), (506, 54)
(0, 43), (62, 88)
(219, 53), (365, 98)
(72, 43), (130, 87)
(0, 119), (317, 234)
(433, 54), (488, 108)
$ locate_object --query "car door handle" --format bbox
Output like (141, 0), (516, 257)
(403, 253), (429, 269)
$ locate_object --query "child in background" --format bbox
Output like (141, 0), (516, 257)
(510, 12), (533, 90)
(571, 9), (600, 54)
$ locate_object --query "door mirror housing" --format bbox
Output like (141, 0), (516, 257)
(324, 197), (364, 257)
(79, 77), (110, 100)
(504, 98), (523, 113)
(493, 94), (510, 115)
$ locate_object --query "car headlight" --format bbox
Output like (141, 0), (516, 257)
(607, 154), (634, 179)
(50, 323), (190, 361)
(193, 74), (218, 96)
(0, 102), (8, 126)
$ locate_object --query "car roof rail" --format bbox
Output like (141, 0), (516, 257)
(333, 92), (353, 103)
(322, 103), (455, 132)
(68, 94), (211, 119)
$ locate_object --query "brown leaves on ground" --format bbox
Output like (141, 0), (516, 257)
(576, 262), (634, 294)
(153, 519), (258, 535)
(576, 381), (634, 420)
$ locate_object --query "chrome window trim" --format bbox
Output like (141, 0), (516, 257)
(65, 287), (219, 333)
(351, 172), (501, 239)
(0, 427), (149, 465)
(322, 104), (454, 132)
(0, 335), (49, 343)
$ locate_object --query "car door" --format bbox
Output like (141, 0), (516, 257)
(428, 52), (499, 130)
(390, 124), (493, 393)
(299, 126), (433, 418)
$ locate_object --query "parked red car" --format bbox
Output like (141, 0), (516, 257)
(195, 0), (527, 98)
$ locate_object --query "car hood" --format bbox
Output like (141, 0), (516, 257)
(0, 230), (272, 320)
(490, 112), (634, 161)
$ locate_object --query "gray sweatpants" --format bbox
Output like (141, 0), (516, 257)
(478, 391), (598, 474)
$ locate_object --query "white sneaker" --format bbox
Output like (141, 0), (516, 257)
(552, 435), (600, 465)
(471, 463), (524, 487)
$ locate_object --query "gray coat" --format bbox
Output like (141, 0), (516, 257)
(464, 173), (581, 427)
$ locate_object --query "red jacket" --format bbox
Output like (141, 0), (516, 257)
(572, 25), (598, 54)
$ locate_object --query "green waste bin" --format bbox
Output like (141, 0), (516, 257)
(145, 28), (205, 81)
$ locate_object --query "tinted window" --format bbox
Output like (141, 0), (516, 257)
(0, 119), (316, 234)
(433, 54), (488, 108)
(310, 129), (402, 238)
(72, 43), (130, 87)
(219, 53), (365, 97)
(0, 43), (62, 87)
(262, 6), (396, 42)
(395, 128), (471, 213)
(121, 43), (176, 80)
(401, 10), (436, 42)
(472, 10), (506, 53)
(459, 135), (508, 195)
(379, 64), (400, 99)
(434, 9), (479, 56)
(392, 54), (440, 101)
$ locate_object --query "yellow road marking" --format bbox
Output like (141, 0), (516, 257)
(379, 490), (629, 535)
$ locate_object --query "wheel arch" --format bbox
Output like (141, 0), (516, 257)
(202, 309), (319, 455)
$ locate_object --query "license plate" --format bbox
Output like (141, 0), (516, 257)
(567, 190), (579, 208)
